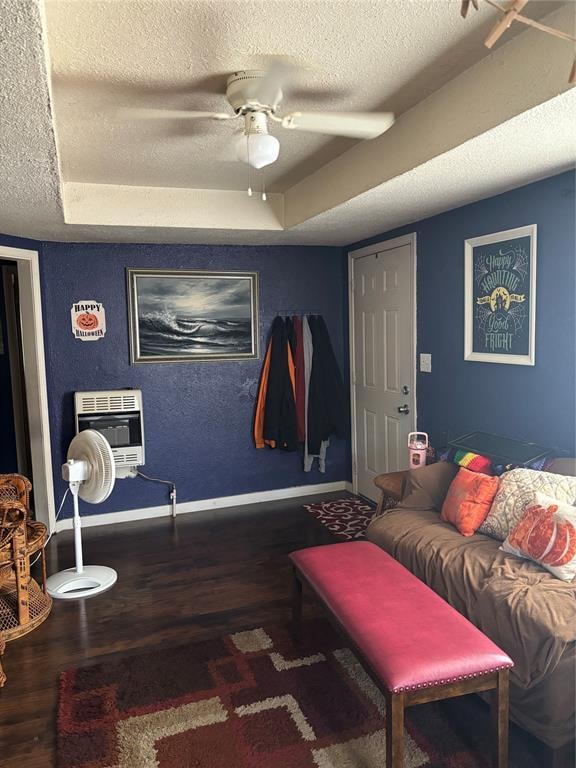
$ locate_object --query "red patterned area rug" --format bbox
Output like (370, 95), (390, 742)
(303, 496), (393, 540)
(57, 618), (492, 768)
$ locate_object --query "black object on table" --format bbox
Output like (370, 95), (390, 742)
(448, 431), (552, 467)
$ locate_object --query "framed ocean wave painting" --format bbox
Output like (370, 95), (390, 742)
(127, 269), (259, 363)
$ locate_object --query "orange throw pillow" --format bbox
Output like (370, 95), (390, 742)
(441, 467), (499, 537)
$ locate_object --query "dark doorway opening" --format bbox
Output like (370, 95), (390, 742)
(0, 260), (32, 480)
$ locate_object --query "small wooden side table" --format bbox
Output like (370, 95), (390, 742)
(373, 470), (409, 515)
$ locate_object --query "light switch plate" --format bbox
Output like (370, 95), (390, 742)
(420, 353), (432, 373)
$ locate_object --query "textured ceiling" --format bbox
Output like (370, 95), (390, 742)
(43, 0), (560, 192)
(0, 0), (63, 234)
(0, 0), (573, 246)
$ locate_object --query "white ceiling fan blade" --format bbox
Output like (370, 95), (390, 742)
(254, 57), (299, 108)
(123, 108), (237, 121)
(280, 111), (394, 139)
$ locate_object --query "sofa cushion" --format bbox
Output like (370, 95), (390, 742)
(366, 507), (576, 689)
(502, 492), (576, 582)
(398, 460), (458, 512)
(479, 468), (576, 541)
(441, 467), (499, 536)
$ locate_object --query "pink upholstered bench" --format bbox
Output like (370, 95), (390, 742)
(289, 541), (514, 768)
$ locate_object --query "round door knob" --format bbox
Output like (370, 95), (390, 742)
(398, 404), (410, 415)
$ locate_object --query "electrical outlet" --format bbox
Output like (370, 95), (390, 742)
(420, 353), (432, 373)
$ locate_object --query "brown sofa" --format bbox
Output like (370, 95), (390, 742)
(367, 460), (576, 756)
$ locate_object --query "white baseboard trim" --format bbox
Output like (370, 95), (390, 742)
(54, 480), (353, 532)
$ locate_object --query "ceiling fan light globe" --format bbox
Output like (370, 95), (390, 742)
(236, 133), (280, 169)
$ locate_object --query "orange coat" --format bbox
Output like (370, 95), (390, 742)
(254, 329), (296, 449)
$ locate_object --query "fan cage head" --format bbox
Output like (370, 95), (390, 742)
(66, 430), (115, 503)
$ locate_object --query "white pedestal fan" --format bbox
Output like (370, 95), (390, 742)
(47, 429), (117, 599)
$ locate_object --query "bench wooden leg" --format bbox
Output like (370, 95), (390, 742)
(491, 669), (509, 768)
(386, 692), (404, 768)
(291, 569), (303, 645)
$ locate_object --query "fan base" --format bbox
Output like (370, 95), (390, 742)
(47, 565), (117, 600)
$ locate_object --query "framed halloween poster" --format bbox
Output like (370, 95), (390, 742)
(464, 225), (537, 366)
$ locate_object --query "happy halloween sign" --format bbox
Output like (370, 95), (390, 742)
(71, 301), (106, 340)
(472, 236), (531, 356)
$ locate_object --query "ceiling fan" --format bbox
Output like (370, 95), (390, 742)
(127, 61), (395, 181)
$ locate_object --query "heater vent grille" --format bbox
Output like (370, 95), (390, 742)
(114, 452), (140, 465)
(78, 393), (138, 413)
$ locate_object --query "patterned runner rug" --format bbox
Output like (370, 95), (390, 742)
(57, 618), (492, 768)
(303, 496), (395, 540)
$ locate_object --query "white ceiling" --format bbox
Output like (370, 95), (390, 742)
(0, 0), (574, 245)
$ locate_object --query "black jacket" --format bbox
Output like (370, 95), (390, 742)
(307, 316), (347, 454)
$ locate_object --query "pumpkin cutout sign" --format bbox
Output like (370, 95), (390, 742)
(77, 312), (99, 330)
(71, 301), (106, 341)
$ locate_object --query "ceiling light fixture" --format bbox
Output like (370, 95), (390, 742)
(236, 113), (280, 169)
(235, 112), (279, 200)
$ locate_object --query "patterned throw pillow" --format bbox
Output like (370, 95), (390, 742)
(440, 467), (500, 537)
(479, 468), (576, 541)
(501, 492), (576, 581)
(452, 450), (493, 475)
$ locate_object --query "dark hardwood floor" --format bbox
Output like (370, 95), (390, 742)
(0, 493), (567, 767)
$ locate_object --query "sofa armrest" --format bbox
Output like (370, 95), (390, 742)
(373, 470), (409, 515)
(547, 458), (576, 477)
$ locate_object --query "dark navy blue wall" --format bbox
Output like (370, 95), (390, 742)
(348, 171), (576, 456)
(0, 233), (39, 250)
(2, 170), (573, 519)
(38, 243), (349, 517)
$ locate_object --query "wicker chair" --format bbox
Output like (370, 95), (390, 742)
(0, 475), (52, 643)
(0, 473), (32, 507)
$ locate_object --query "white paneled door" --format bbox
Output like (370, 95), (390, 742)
(350, 236), (416, 502)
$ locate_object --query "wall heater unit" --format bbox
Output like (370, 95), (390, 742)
(74, 389), (145, 468)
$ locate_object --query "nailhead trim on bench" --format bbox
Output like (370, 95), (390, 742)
(392, 663), (513, 693)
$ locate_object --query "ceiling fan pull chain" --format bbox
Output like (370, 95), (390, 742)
(262, 168), (267, 202)
(247, 135), (253, 196)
